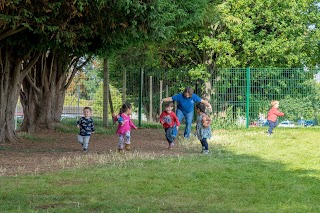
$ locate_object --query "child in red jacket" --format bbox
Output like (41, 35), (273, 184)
(267, 100), (284, 136)
(160, 102), (180, 149)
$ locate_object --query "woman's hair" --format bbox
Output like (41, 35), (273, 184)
(183, 87), (194, 97)
(270, 100), (279, 107)
(196, 102), (206, 113)
(119, 102), (132, 114)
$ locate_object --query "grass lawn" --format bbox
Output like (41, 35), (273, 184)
(0, 127), (319, 212)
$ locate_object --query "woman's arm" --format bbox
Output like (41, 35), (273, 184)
(161, 97), (173, 104)
(200, 99), (212, 111)
(202, 114), (212, 128)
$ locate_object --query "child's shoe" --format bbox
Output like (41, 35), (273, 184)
(201, 146), (205, 153)
(203, 150), (209, 154)
(168, 143), (173, 149)
(125, 144), (131, 151)
(118, 148), (124, 153)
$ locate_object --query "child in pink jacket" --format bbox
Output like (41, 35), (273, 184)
(112, 102), (138, 151)
(267, 100), (284, 136)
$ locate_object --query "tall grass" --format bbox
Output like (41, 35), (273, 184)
(1, 128), (319, 212)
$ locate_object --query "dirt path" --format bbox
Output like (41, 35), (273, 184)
(0, 129), (193, 176)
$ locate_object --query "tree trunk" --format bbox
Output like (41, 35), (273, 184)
(103, 58), (109, 127)
(20, 50), (89, 132)
(0, 45), (40, 142)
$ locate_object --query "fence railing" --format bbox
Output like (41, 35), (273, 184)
(60, 67), (320, 128)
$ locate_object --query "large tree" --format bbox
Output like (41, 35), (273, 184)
(157, 0), (320, 69)
(20, 50), (89, 132)
(104, 0), (320, 120)
(0, 1), (58, 142)
(1, 0), (210, 141)
(149, 0), (320, 101)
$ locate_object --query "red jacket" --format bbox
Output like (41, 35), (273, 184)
(159, 111), (180, 129)
(267, 107), (284, 122)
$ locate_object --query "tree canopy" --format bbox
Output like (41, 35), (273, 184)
(150, 0), (320, 70)
(0, 0), (210, 142)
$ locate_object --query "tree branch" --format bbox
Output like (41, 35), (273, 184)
(25, 72), (42, 95)
(65, 56), (92, 90)
(20, 52), (41, 80)
(0, 27), (27, 41)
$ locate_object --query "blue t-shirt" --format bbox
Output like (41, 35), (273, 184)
(172, 93), (202, 114)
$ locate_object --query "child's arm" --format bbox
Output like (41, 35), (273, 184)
(112, 112), (120, 122)
(159, 112), (164, 125)
(275, 109), (284, 116)
(76, 119), (81, 128)
(202, 114), (212, 128)
(129, 120), (138, 129)
(91, 119), (95, 133)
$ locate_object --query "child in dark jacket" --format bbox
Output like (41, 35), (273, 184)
(76, 107), (95, 152)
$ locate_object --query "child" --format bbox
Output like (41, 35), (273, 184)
(76, 107), (95, 152)
(160, 102), (180, 149)
(267, 100), (284, 136)
(195, 102), (212, 154)
(112, 102), (138, 152)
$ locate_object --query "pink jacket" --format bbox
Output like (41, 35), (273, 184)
(114, 113), (137, 135)
(267, 107), (284, 122)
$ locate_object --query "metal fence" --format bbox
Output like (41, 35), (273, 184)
(59, 67), (320, 128)
(211, 68), (319, 128)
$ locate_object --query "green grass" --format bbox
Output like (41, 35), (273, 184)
(1, 128), (320, 212)
(17, 132), (44, 141)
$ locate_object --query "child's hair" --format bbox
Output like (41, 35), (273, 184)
(119, 102), (132, 114)
(270, 100), (279, 107)
(164, 102), (174, 108)
(83, 107), (92, 112)
(183, 87), (194, 96)
(196, 102), (206, 113)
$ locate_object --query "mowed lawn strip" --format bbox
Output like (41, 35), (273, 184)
(0, 128), (319, 212)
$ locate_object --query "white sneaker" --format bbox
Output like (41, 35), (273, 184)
(201, 147), (205, 153)
(203, 150), (209, 154)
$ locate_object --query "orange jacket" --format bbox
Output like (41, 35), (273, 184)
(267, 107), (284, 122)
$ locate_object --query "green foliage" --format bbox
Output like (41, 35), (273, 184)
(92, 83), (123, 115)
(188, 64), (210, 82)
(64, 96), (92, 107)
(211, 106), (239, 129)
(150, 0), (320, 70)
(281, 96), (315, 121)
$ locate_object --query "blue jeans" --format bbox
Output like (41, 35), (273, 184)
(268, 120), (277, 134)
(174, 108), (194, 138)
(200, 138), (209, 151)
(77, 135), (91, 150)
(165, 127), (175, 143)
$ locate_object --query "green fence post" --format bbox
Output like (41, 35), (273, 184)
(246, 68), (250, 128)
(138, 67), (143, 127)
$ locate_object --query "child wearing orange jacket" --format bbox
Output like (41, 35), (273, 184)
(267, 100), (284, 136)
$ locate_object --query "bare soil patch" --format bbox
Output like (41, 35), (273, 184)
(0, 128), (190, 176)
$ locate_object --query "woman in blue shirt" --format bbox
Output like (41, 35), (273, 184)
(161, 87), (212, 139)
